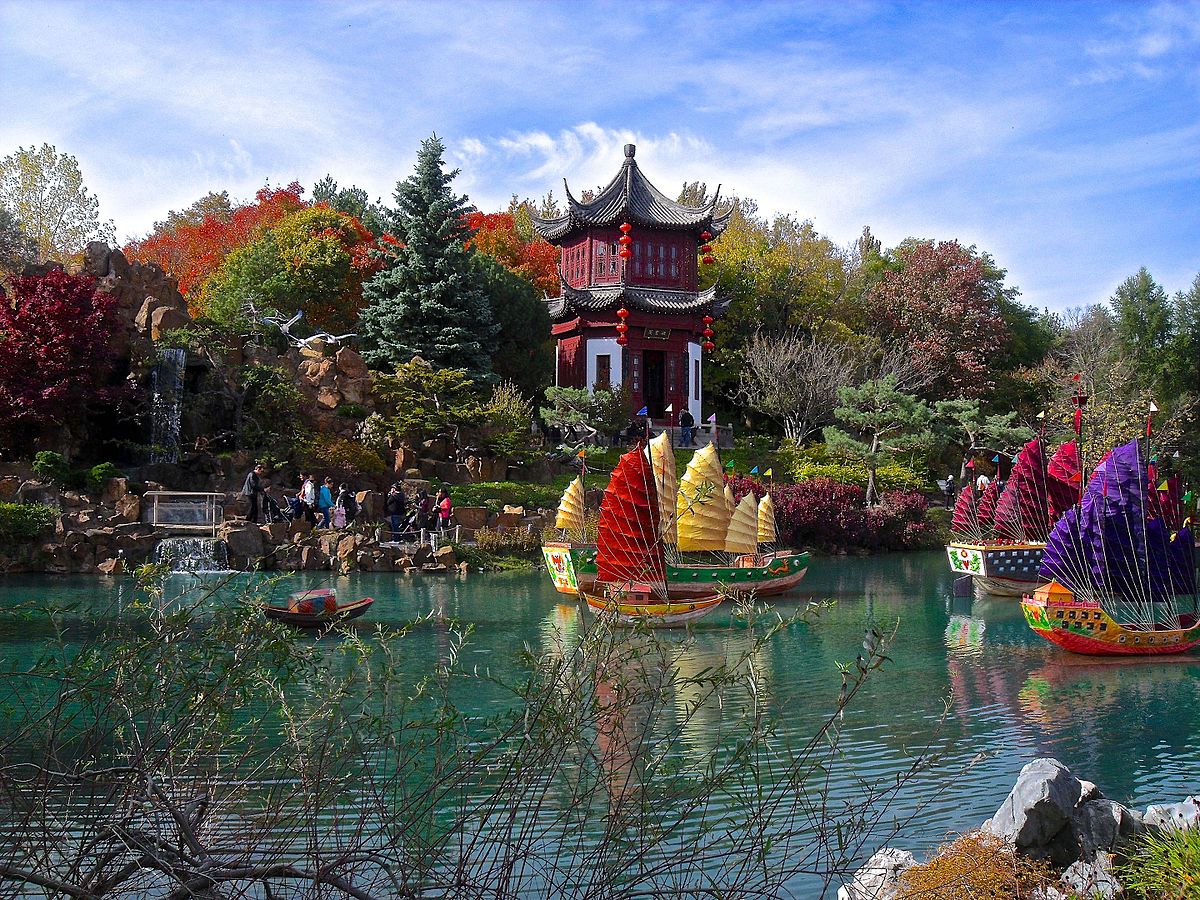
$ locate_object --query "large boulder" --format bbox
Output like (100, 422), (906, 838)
(984, 758), (1082, 865)
(335, 346), (368, 378)
(17, 481), (59, 509)
(1073, 799), (1143, 858)
(453, 506), (489, 529)
(1060, 852), (1121, 899)
(218, 522), (264, 560)
(433, 545), (457, 568)
(836, 848), (915, 900)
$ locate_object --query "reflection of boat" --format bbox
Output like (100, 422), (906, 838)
(264, 589), (374, 629)
(1021, 440), (1198, 656)
(947, 439), (1080, 596)
(543, 436), (809, 600)
(945, 614), (986, 650)
(581, 445), (724, 626)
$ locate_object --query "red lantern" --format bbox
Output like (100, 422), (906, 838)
(700, 230), (712, 241)
(702, 315), (713, 325)
(701, 244), (713, 254)
(616, 322), (628, 334)
(617, 307), (629, 319)
(620, 222), (632, 234)
(617, 335), (628, 346)
(618, 234), (632, 245)
(619, 248), (632, 259)
(702, 255), (715, 265)
(703, 327), (714, 339)
(703, 341), (715, 352)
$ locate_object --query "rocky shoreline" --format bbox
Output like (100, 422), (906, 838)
(840, 757), (1199, 899)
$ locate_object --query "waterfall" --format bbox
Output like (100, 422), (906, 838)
(154, 537), (231, 573)
(149, 348), (186, 464)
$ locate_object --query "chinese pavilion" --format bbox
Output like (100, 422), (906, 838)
(532, 144), (731, 423)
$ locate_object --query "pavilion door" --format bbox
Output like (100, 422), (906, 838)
(643, 349), (665, 418)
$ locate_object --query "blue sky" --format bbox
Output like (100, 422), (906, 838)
(2, 0), (1197, 311)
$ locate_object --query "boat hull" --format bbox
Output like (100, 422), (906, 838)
(543, 543), (809, 599)
(264, 596), (375, 629)
(946, 542), (1045, 596)
(581, 587), (723, 627)
(1021, 594), (1200, 656)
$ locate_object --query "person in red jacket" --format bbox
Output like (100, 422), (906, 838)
(436, 486), (453, 531)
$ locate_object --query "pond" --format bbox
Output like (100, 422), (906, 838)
(1, 551), (1198, 896)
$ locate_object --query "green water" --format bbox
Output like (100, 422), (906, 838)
(2, 551), (1198, 895)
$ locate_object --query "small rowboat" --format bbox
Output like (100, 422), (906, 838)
(581, 584), (724, 627)
(264, 588), (375, 629)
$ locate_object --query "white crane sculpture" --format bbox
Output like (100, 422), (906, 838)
(243, 303), (357, 349)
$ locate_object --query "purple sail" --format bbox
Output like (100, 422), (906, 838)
(1039, 439), (1196, 603)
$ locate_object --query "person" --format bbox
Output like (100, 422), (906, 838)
(298, 473), (317, 524)
(679, 409), (695, 447)
(318, 476), (335, 528)
(241, 463), (266, 524)
(336, 483), (358, 527)
(384, 483), (407, 543)
(416, 487), (433, 533)
(975, 472), (992, 492)
(436, 485), (453, 532)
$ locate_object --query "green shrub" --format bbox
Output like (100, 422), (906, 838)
(87, 462), (123, 492)
(1118, 825), (1200, 899)
(32, 451), (69, 484)
(452, 481), (566, 513)
(0, 503), (55, 541)
(790, 460), (929, 492)
(472, 526), (541, 557)
(299, 437), (387, 476)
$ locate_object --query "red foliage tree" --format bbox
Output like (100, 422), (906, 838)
(125, 183), (306, 314)
(465, 211), (559, 295)
(868, 240), (1009, 398)
(0, 270), (123, 450)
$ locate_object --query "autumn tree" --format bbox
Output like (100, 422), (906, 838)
(823, 377), (934, 505)
(867, 239), (1010, 400)
(465, 210), (559, 295)
(359, 136), (496, 380)
(124, 183), (306, 311)
(0, 270), (124, 453)
(0, 144), (114, 263)
(0, 206), (38, 275)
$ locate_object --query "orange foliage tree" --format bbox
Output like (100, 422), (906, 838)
(465, 211), (559, 295)
(125, 183), (306, 315)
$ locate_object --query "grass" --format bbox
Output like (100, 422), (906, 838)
(1118, 825), (1200, 899)
(895, 831), (1058, 899)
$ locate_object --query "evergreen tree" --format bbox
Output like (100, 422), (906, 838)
(359, 136), (496, 380)
(472, 254), (553, 399)
(1111, 267), (1172, 394)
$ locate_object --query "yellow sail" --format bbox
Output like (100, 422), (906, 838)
(725, 492), (759, 555)
(723, 484), (736, 521)
(554, 476), (586, 535)
(648, 432), (678, 543)
(757, 494), (777, 544)
(676, 443), (730, 551)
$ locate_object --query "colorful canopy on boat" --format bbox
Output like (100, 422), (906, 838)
(757, 494), (777, 544)
(676, 443), (729, 551)
(976, 477), (1001, 528)
(554, 475), (586, 534)
(725, 492), (759, 555)
(595, 446), (667, 589)
(1040, 439), (1196, 605)
(994, 438), (1052, 542)
(1046, 440), (1081, 524)
(649, 432), (678, 544)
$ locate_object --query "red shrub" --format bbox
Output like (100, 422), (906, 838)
(771, 478), (867, 552)
(866, 490), (936, 550)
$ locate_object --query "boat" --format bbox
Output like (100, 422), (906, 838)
(264, 588), (375, 629)
(542, 435), (809, 598)
(1021, 439), (1198, 656)
(946, 438), (1079, 596)
(581, 444), (725, 626)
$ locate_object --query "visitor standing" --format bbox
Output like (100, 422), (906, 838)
(385, 483), (407, 542)
(679, 409), (695, 447)
(336, 483), (358, 527)
(416, 487), (433, 532)
(299, 473), (317, 524)
(318, 476), (335, 528)
(436, 485), (453, 532)
(975, 472), (991, 492)
(241, 463), (266, 524)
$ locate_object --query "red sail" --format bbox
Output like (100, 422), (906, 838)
(977, 477), (1001, 528)
(595, 447), (666, 588)
(1046, 440), (1081, 523)
(950, 483), (981, 540)
(994, 438), (1051, 542)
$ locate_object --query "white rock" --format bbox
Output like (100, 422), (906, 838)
(836, 848), (916, 900)
(984, 758), (1081, 864)
(1060, 852), (1121, 899)
(1144, 795), (1200, 832)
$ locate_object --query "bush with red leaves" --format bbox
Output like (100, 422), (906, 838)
(769, 479), (937, 553)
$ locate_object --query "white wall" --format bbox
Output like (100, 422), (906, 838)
(586, 337), (623, 392)
(687, 341), (702, 423)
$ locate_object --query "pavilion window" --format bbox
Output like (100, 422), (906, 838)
(596, 354), (611, 388)
(694, 359), (700, 401)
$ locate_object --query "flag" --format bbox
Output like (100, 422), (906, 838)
(665, 403), (673, 413)
(1158, 480), (1169, 492)
(750, 466), (759, 475)
(576, 449), (586, 458)
(1037, 410), (1046, 420)
(636, 406), (648, 416)
(763, 468), (773, 478)
(991, 455), (1000, 463)
(706, 413), (717, 423)
(1072, 373), (1081, 382)
(1149, 401), (1159, 412)
(966, 460), (975, 469)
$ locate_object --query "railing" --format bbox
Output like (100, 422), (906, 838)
(143, 492), (224, 535)
(647, 423), (734, 449)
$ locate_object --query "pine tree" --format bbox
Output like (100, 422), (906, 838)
(359, 136), (496, 380)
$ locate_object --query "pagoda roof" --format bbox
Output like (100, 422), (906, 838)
(532, 144), (733, 244)
(547, 279), (725, 323)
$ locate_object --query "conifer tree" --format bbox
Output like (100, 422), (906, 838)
(359, 136), (496, 380)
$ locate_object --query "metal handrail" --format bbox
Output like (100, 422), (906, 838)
(143, 491), (225, 537)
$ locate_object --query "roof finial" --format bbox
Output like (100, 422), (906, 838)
(624, 143), (636, 159)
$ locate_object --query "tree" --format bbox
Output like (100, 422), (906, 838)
(1165, 274), (1199, 407)
(125, 183), (306, 309)
(312, 174), (388, 236)
(472, 254), (554, 398)
(1111, 267), (1173, 395)
(933, 398), (1034, 479)
(0, 205), (38, 275)
(867, 239), (1010, 399)
(0, 270), (123, 453)
(735, 330), (855, 443)
(359, 136), (496, 380)
(823, 376), (933, 505)
(152, 190), (233, 233)
(373, 357), (483, 442)
(465, 210), (559, 295)
(0, 144), (114, 263)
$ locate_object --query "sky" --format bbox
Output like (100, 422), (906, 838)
(1, 0), (1197, 311)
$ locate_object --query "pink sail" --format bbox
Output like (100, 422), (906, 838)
(1046, 440), (1081, 524)
(993, 439), (1052, 542)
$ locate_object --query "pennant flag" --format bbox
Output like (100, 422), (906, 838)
(706, 413), (717, 423)
(1184, 490), (1194, 504)
(1072, 373), (1082, 382)
(750, 466), (760, 475)
(576, 449), (587, 458)
(725, 459), (736, 470)
(665, 403), (674, 413)
(1037, 410), (1046, 420)
(966, 459), (976, 469)
(1173, 451), (1181, 458)
(1158, 480), (1169, 492)
(1149, 401), (1159, 412)
(991, 455), (1000, 463)
(636, 406), (648, 416)
(763, 468), (773, 478)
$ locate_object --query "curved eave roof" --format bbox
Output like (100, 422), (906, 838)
(532, 146), (732, 244)
(546, 280), (726, 323)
